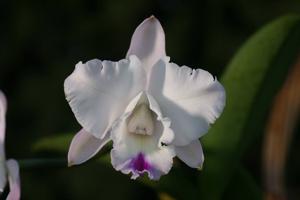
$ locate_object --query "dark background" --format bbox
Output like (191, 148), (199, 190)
(0, 0), (300, 199)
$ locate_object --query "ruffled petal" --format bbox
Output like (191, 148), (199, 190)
(126, 16), (166, 73)
(148, 59), (226, 146)
(68, 129), (110, 166)
(0, 91), (6, 192)
(64, 55), (146, 139)
(6, 159), (21, 200)
(111, 92), (175, 180)
(175, 140), (204, 169)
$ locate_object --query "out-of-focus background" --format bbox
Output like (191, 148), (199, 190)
(0, 0), (300, 199)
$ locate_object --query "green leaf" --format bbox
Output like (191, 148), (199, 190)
(156, 165), (200, 200)
(222, 165), (262, 200)
(33, 133), (73, 153)
(199, 14), (300, 199)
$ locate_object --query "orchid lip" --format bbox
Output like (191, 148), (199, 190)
(130, 153), (150, 173)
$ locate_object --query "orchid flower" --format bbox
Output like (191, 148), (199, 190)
(0, 91), (21, 199)
(65, 16), (225, 180)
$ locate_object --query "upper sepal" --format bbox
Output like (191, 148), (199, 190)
(126, 16), (166, 73)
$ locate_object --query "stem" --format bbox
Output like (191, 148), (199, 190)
(17, 151), (111, 169)
(18, 158), (67, 169)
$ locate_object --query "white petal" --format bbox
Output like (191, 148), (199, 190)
(111, 93), (175, 180)
(6, 159), (21, 200)
(68, 129), (110, 166)
(148, 59), (226, 146)
(126, 16), (166, 73)
(0, 161), (6, 193)
(175, 140), (204, 169)
(0, 91), (6, 192)
(64, 55), (146, 139)
(0, 90), (6, 144)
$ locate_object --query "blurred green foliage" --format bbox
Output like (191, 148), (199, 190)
(1, 0), (300, 200)
(200, 14), (300, 200)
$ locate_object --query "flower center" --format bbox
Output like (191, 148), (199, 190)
(128, 103), (154, 135)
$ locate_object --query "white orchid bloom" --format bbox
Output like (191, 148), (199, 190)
(0, 91), (21, 199)
(65, 16), (225, 180)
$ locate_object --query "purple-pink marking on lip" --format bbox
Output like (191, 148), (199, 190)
(130, 152), (150, 172)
